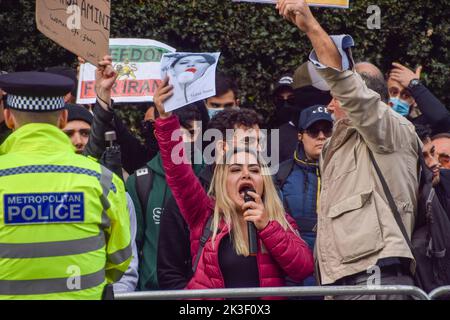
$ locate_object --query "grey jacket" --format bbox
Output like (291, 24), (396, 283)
(312, 36), (420, 285)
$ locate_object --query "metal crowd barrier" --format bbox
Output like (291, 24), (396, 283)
(115, 285), (430, 300)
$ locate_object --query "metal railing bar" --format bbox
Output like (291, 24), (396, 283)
(115, 285), (430, 300)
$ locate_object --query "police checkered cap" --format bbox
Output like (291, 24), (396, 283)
(0, 71), (74, 112)
(6, 94), (65, 111)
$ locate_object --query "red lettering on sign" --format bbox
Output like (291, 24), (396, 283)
(79, 79), (162, 99)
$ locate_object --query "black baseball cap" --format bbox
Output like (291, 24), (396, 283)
(273, 74), (294, 95)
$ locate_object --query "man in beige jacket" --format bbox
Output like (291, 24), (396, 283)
(277, 0), (420, 299)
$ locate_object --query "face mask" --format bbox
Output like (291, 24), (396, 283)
(208, 108), (224, 119)
(390, 97), (411, 117)
(275, 101), (300, 125)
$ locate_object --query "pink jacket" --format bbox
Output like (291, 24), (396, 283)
(155, 115), (314, 299)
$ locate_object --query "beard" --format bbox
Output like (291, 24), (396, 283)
(432, 174), (441, 187)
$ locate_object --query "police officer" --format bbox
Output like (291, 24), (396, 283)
(0, 71), (131, 299)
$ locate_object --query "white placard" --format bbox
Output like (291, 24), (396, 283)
(77, 38), (176, 105)
(160, 52), (221, 112)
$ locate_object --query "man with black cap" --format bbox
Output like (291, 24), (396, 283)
(271, 74), (297, 163)
(0, 71), (131, 299)
(276, 105), (333, 289)
(63, 104), (93, 154)
(272, 74), (295, 125)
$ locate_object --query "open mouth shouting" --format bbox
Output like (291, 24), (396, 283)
(238, 181), (256, 200)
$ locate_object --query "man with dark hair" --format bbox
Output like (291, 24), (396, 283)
(413, 124), (450, 292)
(207, 107), (262, 143)
(389, 63), (450, 134)
(63, 104), (93, 154)
(272, 74), (295, 127)
(432, 133), (450, 170)
(204, 73), (240, 119)
(430, 132), (450, 212)
(416, 124), (441, 186)
(157, 107), (263, 290)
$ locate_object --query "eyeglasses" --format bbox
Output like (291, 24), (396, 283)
(305, 126), (333, 139)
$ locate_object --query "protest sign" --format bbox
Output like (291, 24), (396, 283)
(232, 0), (349, 8)
(77, 38), (176, 105)
(36, 0), (110, 65)
(160, 52), (221, 112)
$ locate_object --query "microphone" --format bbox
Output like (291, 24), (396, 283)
(243, 187), (258, 256)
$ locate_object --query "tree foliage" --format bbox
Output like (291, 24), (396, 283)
(0, 0), (448, 125)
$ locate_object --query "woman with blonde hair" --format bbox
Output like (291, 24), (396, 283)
(153, 78), (314, 299)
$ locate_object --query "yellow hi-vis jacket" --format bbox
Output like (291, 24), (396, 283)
(0, 123), (132, 299)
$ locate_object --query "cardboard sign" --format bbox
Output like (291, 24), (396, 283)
(77, 39), (176, 105)
(36, 0), (110, 66)
(232, 0), (349, 8)
(160, 52), (221, 112)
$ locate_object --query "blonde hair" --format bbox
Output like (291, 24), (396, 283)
(208, 151), (294, 256)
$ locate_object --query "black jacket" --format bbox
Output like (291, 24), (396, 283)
(435, 169), (450, 214)
(411, 84), (450, 135)
(84, 102), (159, 174)
(413, 167), (450, 292)
(273, 123), (299, 164)
(157, 164), (214, 289)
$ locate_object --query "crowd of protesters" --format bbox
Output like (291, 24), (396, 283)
(0, 0), (449, 300)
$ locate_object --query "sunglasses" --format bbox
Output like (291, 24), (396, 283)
(305, 125), (333, 139)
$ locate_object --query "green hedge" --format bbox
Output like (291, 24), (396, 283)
(0, 0), (449, 126)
